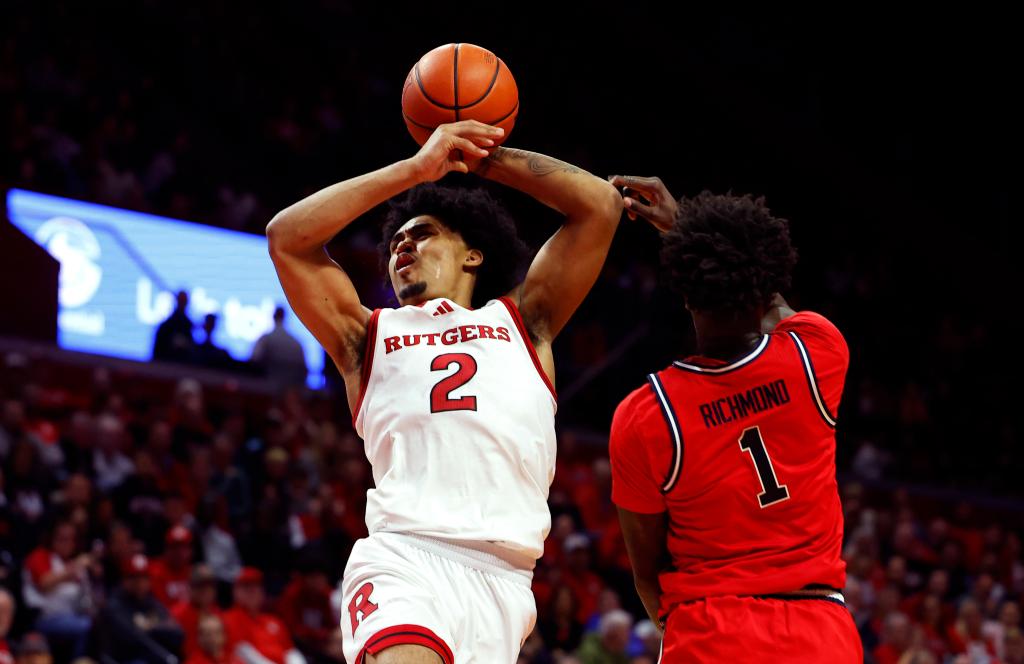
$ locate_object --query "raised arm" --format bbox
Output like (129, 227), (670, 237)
(475, 148), (622, 344)
(266, 122), (500, 387)
(607, 175), (798, 335)
(607, 174), (679, 232)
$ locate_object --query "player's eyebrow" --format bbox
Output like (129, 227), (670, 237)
(390, 222), (435, 248)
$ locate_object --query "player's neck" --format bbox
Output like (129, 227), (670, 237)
(692, 308), (765, 361)
(401, 274), (476, 309)
(405, 291), (474, 309)
(435, 281), (475, 309)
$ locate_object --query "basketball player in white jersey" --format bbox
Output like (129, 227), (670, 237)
(267, 120), (622, 664)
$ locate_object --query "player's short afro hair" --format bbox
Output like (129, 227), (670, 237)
(661, 191), (798, 312)
(381, 184), (529, 308)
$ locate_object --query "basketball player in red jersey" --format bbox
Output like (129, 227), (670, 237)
(605, 175), (862, 662)
(268, 121), (621, 664)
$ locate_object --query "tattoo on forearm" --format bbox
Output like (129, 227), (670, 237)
(477, 147), (584, 177)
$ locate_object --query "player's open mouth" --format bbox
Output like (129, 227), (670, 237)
(396, 252), (416, 272)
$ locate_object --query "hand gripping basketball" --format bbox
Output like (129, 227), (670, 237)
(410, 121), (504, 182)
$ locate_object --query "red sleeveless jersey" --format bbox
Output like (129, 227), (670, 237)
(610, 312), (849, 613)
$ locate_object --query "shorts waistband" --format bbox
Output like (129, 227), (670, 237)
(754, 587), (846, 606)
(383, 532), (534, 586)
(665, 587), (847, 620)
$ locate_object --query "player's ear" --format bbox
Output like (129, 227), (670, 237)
(465, 248), (483, 268)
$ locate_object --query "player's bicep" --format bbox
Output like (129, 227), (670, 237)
(517, 197), (619, 341)
(269, 247), (370, 371)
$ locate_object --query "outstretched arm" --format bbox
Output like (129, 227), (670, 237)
(267, 122), (500, 393)
(475, 148), (622, 345)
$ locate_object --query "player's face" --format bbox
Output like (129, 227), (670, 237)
(387, 216), (481, 304)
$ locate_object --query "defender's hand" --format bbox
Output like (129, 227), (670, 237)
(411, 121), (503, 182)
(607, 175), (679, 233)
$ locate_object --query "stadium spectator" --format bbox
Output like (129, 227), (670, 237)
(562, 534), (605, 625)
(194, 314), (236, 372)
(250, 307), (308, 390)
(222, 567), (305, 664)
(948, 597), (999, 659)
(575, 609), (632, 664)
(149, 524), (195, 607)
(196, 495), (243, 585)
(21, 520), (92, 658)
(97, 553), (184, 662)
(874, 612), (913, 664)
(11, 632), (50, 664)
(275, 553), (332, 655)
(629, 621), (661, 661)
(185, 613), (239, 664)
(92, 413), (134, 494)
(153, 291), (197, 364)
(538, 585), (584, 655)
(1006, 627), (1024, 664)
(171, 564), (220, 658)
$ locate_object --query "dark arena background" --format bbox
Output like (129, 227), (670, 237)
(0, 3), (1017, 663)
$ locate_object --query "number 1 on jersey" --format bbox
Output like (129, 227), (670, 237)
(738, 426), (790, 508)
(430, 353), (478, 413)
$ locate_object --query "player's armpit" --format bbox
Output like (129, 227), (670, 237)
(617, 507), (670, 627)
(479, 147), (623, 342)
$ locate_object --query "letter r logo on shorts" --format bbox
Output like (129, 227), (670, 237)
(348, 582), (379, 634)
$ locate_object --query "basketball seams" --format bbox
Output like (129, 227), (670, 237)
(458, 57), (503, 109)
(413, 63), (451, 110)
(485, 99), (518, 126)
(404, 43), (517, 140)
(453, 43), (460, 121)
(413, 44), (457, 111)
(402, 112), (441, 131)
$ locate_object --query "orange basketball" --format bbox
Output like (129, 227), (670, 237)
(401, 43), (519, 146)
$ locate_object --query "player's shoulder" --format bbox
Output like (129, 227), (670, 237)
(614, 378), (661, 419)
(610, 375), (666, 443)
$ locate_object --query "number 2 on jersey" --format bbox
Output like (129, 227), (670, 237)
(430, 353), (478, 413)
(738, 426), (790, 508)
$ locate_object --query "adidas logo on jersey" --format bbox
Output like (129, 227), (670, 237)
(432, 301), (455, 317)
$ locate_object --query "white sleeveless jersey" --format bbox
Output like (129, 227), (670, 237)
(354, 297), (557, 566)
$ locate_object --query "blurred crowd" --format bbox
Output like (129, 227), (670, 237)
(1, 351), (1022, 664)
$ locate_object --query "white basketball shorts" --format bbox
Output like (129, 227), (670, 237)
(340, 532), (536, 664)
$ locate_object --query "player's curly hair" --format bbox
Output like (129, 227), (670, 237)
(381, 184), (529, 308)
(661, 191), (798, 312)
